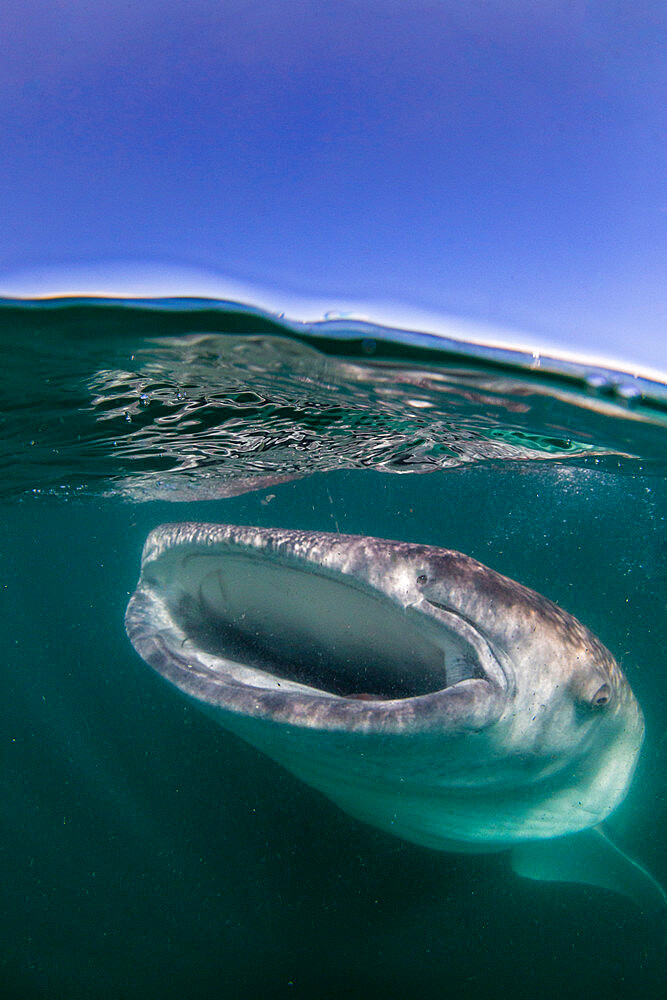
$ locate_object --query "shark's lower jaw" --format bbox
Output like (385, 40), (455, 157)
(157, 550), (495, 701)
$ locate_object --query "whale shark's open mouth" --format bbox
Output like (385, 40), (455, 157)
(161, 552), (485, 700)
(127, 523), (508, 733)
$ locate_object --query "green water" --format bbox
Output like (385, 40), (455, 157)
(0, 300), (665, 998)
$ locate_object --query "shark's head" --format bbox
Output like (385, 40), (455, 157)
(126, 523), (644, 850)
(410, 547), (644, 838)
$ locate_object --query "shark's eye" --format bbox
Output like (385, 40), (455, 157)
(417, 574), (428, 585)
(592, 683), (612, 707)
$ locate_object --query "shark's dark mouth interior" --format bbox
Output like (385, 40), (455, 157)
(166, 552), (483, 699)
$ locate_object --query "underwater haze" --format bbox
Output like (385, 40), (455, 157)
(0, 299), (665, 999)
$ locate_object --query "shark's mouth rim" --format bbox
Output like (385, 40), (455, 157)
(417, 595), (509, 694)
(126, 522), (508, 733)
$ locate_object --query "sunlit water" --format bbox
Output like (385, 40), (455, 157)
(1, 299), (665, 999)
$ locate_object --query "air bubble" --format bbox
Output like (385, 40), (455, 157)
(585, 373), (612, 394)
(616, 382), (642, 405)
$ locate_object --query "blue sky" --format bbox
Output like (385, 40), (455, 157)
(0, 1), (664, 370)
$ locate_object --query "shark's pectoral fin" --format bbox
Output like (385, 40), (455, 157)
(510, 826), (666, 910)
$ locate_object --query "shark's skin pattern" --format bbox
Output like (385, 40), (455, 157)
(126, 523), (645, 860)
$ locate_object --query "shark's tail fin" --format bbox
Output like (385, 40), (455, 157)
(511, 825), (666, 910)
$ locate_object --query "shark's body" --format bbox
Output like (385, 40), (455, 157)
(126, 523), (663, 906)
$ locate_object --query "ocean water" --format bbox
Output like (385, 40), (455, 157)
(0, 299), (665, 999)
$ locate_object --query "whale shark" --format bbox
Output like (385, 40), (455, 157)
(125, 523), (665, 907)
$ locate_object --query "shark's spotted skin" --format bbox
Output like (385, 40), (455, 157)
(126, 523), (663, 906)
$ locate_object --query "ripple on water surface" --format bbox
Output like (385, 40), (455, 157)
(0, 297), (665, 502)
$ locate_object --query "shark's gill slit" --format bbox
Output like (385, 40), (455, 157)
(168, 553), (479, 699)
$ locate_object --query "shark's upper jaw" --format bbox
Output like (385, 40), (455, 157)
(160, 546), (506, 703)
